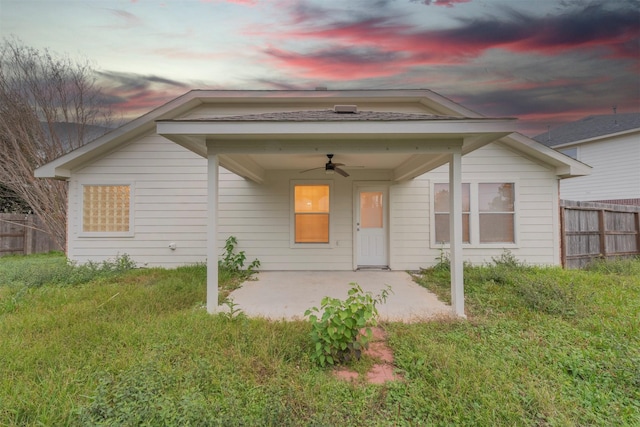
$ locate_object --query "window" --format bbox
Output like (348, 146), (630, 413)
(433, 182), (515, 245)
(82, 185), (131, 234)
(294, 184), (329, 243)
(559, 147), (578, 159)
(434, 183), (470, 243)
(479, 183), (515, 243)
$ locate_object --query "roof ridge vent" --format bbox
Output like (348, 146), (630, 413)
(334, 104), (358, 114)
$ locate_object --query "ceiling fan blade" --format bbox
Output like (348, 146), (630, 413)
(335, 167), (350, 177)
(300, 167), (323, 173)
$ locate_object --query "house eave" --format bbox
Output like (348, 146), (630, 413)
(499, 133), (592, 178)
(548, 127), (640, 149)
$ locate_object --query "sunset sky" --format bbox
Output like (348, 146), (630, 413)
(1, 0), (639, 135)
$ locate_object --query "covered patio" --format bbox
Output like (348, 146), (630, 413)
(223, 270), (452, 322)
(156, 92), (517, 318)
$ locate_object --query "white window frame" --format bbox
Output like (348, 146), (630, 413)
(290, 180), (334, 248)
(78, 181), (134, 238)
(430, 180), (518, 249)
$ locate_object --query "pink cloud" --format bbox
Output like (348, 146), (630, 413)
(261, 2), (639, 81)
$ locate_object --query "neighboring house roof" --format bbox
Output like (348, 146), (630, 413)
(533, 112), (640, 147)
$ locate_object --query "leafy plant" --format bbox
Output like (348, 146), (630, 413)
(305, 283), (392, 367)
(219, 236), (260, 273)
(490, 250), (525, 269)
(434, 247), (450, 271)
(220, 298), (246, 321)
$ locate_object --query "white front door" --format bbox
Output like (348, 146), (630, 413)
(356, 187), (388, 267)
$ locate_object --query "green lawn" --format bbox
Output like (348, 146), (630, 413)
(0, 252), (638, 426)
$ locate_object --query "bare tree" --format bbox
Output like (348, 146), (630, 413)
(0, 38), (113, 250)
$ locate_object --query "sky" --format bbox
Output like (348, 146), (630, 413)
(1, 0), (639, 136)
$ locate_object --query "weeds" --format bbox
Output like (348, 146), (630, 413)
(305, 283), (392, 367)
(1, 254), (639, 425)
(584, 256), (640, 275)
(0, 252), (136, 288)
(219, 236), (260, 274)
(219, 298), (246, 321)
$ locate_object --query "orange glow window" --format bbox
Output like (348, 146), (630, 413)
(294, 185), (329, 243)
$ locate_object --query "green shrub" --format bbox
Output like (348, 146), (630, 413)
(490, 250), (525, 269)
(304, 283), (391, 367)
(219, 236), (260, 274)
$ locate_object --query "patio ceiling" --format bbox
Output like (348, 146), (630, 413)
(157, 113), (517, 183)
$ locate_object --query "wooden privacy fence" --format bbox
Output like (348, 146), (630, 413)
(0, 213), (59, 256)
(561, 200), (640, 269)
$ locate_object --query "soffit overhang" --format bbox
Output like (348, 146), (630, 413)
(156, 115), (517, 183)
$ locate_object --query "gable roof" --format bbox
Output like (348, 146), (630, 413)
(180, 109), (466, 122)
(533, 112), (640, 147)
(34, 89), (589, 181)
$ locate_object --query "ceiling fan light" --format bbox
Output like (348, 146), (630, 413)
(325, 169), (335, 175)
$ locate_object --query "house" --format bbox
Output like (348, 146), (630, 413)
(534, 112), (640, 206)
(35, 89), (590, 316)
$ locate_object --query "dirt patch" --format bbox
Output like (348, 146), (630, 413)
(333, 327), (403, 384)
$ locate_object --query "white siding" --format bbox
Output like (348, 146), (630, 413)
(220, 140), (560, 269)
(560, 133), (640, 201)
(390, 142), (561, 269)
(69, 133), (209, 267)
(68, 137), (561, 270)
(217, 169), (393, 271)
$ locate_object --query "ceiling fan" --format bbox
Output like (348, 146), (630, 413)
(300, 154), (350, 177)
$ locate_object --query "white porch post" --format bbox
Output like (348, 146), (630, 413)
(206, 148), (219, 313)
(449, 151), (465, 317)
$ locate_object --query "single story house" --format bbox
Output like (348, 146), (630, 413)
(35, 89), (590, 316)
(533, 112), (640, 206)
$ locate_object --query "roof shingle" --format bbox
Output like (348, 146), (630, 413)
(533, 112), (640, 147)
(183, 110), (469, 122)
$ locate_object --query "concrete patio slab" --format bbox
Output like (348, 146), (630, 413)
(222, 271), (453, 322)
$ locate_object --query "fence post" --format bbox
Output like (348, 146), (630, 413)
(636, 212), (640, 254)
(598, 209), (606, 258)
(24, 215), (33, 255)
(560, 204), (566, 267)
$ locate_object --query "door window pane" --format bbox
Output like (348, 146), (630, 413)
(360, 191), (383, 228)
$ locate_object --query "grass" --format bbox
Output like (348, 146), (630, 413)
(1, 252), (638, 426)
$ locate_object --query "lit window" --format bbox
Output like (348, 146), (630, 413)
(82, 185), (130, 233)
(294, 185), (329, 243)
(434, 183), (470, 244)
